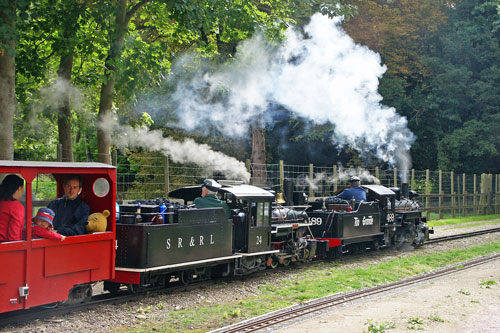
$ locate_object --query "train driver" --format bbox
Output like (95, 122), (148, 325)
(48, 175), (90, 236)
(194, 179), (231, 219)
(330, 176), (367, 202)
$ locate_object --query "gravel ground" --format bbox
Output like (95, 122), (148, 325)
(2, 221), (500, 333)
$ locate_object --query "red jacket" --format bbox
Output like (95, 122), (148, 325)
(0, 200), (25, 242)
(32, 225), (64, 241)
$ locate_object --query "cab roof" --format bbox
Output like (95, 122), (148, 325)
(169, 184), (274, 202)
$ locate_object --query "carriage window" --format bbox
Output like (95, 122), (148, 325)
(93, 178), (110, 197)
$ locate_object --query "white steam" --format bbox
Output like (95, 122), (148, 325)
(101, 116), (250, 182)
(296, 167), (380, 192)
(170, 14), (414, 171)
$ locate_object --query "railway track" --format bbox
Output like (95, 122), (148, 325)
(2, 226), (500, 329)
(426, 226), (500, 244)
(211, 252), (500, 333)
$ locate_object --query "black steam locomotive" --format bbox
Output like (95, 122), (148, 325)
(104, 181), (431, 293)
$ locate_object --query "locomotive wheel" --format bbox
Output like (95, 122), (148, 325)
(180, 270), (195, 285)
(282, 258), (291, 267)
(270, 256), (279, 269)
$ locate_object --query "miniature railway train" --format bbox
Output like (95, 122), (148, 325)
(0, 161), (431, 314)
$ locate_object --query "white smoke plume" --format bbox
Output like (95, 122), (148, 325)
(170, 14), (414, 170)
(29, 78), (84, 127)
(295, 167), (380, 192)
(100, 115), (250, 182)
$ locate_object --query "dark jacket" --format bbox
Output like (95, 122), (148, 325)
(48, 196), (89, 236)
(334, 186), (367, 201)
(194, 194), (231, 219)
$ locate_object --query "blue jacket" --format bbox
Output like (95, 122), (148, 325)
(334, 186), (367, 201)
(48, 196), (90, 236)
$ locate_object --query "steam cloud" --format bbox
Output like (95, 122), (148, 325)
(170, 14), (414, 173)
(100, 116), (250, 182)
(296, 167), (381, 192)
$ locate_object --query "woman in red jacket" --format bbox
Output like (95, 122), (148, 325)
(0, 174), (25, 242)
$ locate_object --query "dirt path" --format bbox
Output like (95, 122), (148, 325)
(277, 258), (500, 333)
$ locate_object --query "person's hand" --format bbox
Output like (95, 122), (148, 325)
(61, 235), (66, 241)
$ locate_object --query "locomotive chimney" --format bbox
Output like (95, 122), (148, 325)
(283, 178), (294, 206)
(401, 182), (409, 199)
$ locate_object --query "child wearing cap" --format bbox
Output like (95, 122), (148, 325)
(32, 208), (65, 241)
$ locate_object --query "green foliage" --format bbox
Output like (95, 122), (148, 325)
(458, 288), (471, 295)
(364, 319), (396, 333)
(428, 313), (445, 323)
(479, 279), (497, 288)
(407, 317), (424, 330)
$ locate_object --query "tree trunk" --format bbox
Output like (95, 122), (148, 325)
(57, 51), (74, 162)
(0, 0), (16, 160)
(97, 0), (129, 164)
(97, 0), (149, 164)
(251, 121), (267, 186)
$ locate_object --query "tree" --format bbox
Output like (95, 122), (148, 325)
(0, 1), (30, 160)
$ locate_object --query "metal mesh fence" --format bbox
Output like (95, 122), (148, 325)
(18, 151), (499, 219)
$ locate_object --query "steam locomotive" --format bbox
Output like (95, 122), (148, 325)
(105, 179), (431, 293)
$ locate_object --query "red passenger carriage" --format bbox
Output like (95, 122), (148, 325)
(0, 161), (116, 314)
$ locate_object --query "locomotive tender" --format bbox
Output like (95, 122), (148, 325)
(0, 160), (430, 314)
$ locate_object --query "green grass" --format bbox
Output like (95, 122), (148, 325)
(123, 240), (500, 332)
(427, 214), (500, 227)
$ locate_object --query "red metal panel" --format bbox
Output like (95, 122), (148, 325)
(43, 238), (109, 277)
(0, 248), (26, 313)
(108, 270), (141, 285)
(320, 238), (342, 248)
(26, 237), (114, 308)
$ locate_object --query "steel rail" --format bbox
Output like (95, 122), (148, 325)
(426, 227), (500, 244)
(211, 253), (500, 333)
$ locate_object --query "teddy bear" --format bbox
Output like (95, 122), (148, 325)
(86, 209), (110, 233)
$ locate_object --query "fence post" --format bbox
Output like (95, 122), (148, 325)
(439, 170), (443, 219)
(411, 169), (415, 190)
(333, 165), (338, 193)
(164, 156), (170, 196)
(112, 149), (117, 166)
(497, 174), (500, 214)
(426, 169), (430, 220)
(279, 160), (284, 191)
(488, 174), (493, 214)
(309, 163), (314, 198)
(393, 168), (398, 187)
(473, 174), (477, 215)
(462, 173), (466, 216)
(451, 171), (455, 218)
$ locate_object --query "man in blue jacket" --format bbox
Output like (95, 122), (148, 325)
(194, 179), (231, 219)
(332, 176), (367, 201)
(48, 175), (90, 236)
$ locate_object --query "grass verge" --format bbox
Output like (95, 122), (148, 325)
(123, 240), (500, 332)
(427, 214), (500, 227)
